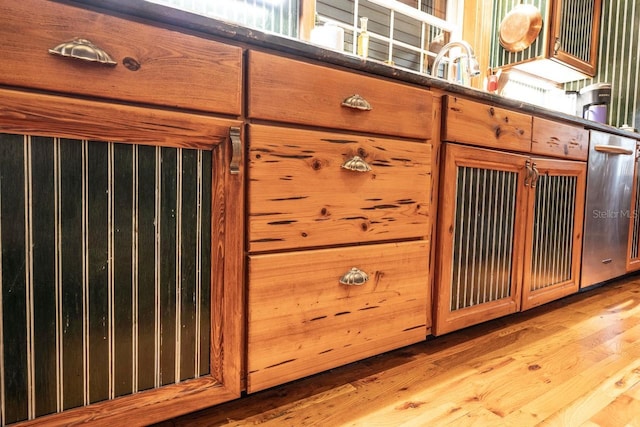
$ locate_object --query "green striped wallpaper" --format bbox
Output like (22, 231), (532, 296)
(566, 0), (640, 129)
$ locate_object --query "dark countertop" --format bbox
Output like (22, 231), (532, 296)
(62, 0), (637, 140)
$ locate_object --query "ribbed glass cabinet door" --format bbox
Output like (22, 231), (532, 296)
(435, 144), (526, 336)
(521, 157), (586, 310)
(529, 175), (576, 289)
(450, 166), (518, 310)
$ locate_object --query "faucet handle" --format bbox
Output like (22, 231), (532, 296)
(468, 56), (481, 77)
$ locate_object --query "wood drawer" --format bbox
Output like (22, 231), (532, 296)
(442, 95), (532, 152)
(0, 0), (242, 115)
(247, 240), (429, 392)
(532, 117), (589, 161)
(248, 124), (431, 252)
(247, 51), (433, 139)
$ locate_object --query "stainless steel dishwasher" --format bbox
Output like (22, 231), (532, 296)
(581, 130), (636, 288)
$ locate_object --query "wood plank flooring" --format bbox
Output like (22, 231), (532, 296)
(156, 274), (640, 426)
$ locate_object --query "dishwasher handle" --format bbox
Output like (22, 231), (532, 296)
(594, 144), (634, 155)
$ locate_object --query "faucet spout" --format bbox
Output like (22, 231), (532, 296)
(430, 40), (481, 83)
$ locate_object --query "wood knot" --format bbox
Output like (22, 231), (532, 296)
(320, 207), (329, 216)
(489, 107), (495, 116)
(311, 159), (322, 170)
(495, 127), (502, 138)
(528, 364), (541, 371)
(122, 57), (141, 71)
(396, 401), (425, 410)
(361, 222), (369, 231)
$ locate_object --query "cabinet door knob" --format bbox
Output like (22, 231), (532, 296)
(341, 94), (372, 111)
(339, 267), (369, 285)
(341, 155), (372, 172)
(49, 38), (117, 66)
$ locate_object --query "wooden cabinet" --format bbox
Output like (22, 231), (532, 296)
(532, 117), (589, 161)
(435, 144), (526, 335)
(247, 241), (429, 392)
(0, 89), (243, 426)
(0, 0), (242, 115)
(443, 96), (532, 153)
(520, 156), (586, 309)
(246, 51), (432, 392)
(248, 51), (432, 139)
(492, 0), (602, 81)
(627, 141), (640, 272)
(0, 1), (243, 425)
(247, 125), (431, 252)
(548, 0), (602, 77)
(435, 97), (586, 335)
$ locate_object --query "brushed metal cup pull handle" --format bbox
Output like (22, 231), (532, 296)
(341, 155), (372, 172)
(339, 267), (369, 286)
(341, 94), (372, 111)
(48, 38), (117, 66)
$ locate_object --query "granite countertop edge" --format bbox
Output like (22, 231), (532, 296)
(62, 0), (637, 139)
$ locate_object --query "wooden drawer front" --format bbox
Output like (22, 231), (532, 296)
(443, 95), (532, 152)
(0, 0), (242, 115)
(532, 117), (588, 161)
(247, 241), (429, 392)
(248, 125), (431, 252)
(248, 51), (432, 139)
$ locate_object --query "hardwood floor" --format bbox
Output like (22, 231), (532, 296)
(156, 275), (640, 426)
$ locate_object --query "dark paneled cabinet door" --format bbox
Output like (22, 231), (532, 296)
(0, 88), (243, 426)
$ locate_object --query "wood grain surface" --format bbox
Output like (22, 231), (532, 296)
(248, 125), (431, 252)
(248, 51), (433, 139)
(247, 241), (429, 392)
(532, 117), (590, 161)
(443, 95), (532, 153)
(0, 0), (242, 115)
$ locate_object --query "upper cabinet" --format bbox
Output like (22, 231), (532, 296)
(491, 0), (602, 83)
(548, 0), (602, 77)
